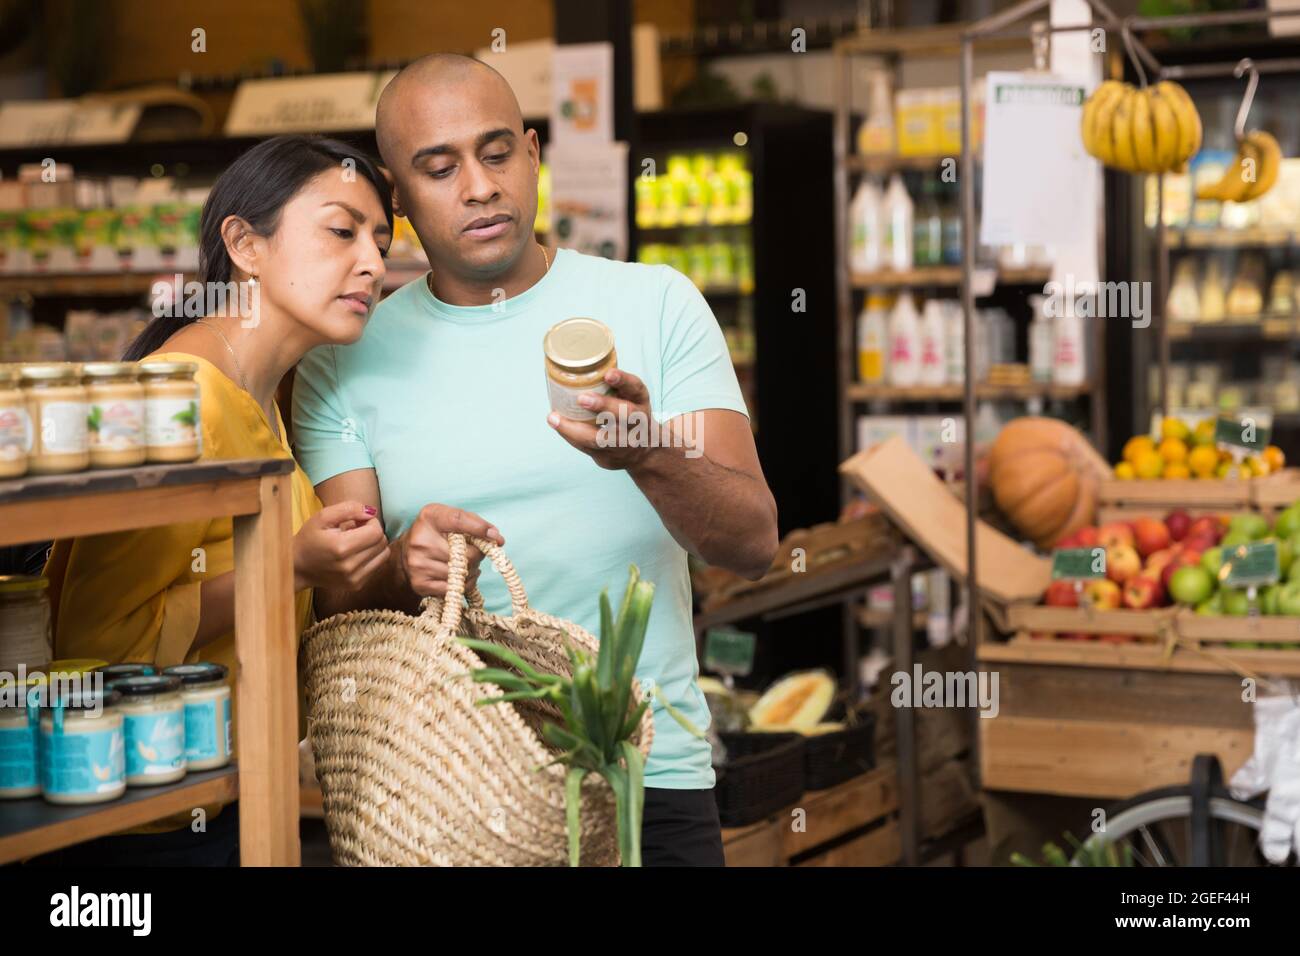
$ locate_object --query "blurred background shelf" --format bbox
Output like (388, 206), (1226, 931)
(847, 383), (1091, 403)
(849, 266), (1050, 289)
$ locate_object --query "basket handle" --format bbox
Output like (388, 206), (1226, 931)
(432, 533), (530, 633)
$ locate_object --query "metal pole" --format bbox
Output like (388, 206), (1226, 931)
(959, 34), (979, 653)
(1155, 172), (1168, 423)
(892, 545), (919, 866)
(1162, 57), (1300, 81)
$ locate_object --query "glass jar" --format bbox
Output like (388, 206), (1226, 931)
(39, 687), (126, 805)
(106, 675), (186, 786)
(0, 364), (31, 479)
(0, 575), (52, 674)
(20, 363), (89, 474)
(162, 663), (231, 770)
(543, 318), (617, 423)
(93, 663), (155, 683)
(139, 361), (201, 463)
(83, 361), (146, 469)
(0, 676), (45, 799)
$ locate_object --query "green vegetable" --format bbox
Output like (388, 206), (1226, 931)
(461, 564), (702, 867)
(1011, 830), (1134, 867)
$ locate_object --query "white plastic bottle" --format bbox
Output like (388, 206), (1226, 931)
(857, 292), (890, 385)
(943, 300), (965, 385)
(1052, 300), (1086, 387)
(849, 179), (883, 273)
(887, 293), (921, 387)
(1028, 294), (1055, 384)
(883, 174), (913, 272)
(919, 298), (947, 387)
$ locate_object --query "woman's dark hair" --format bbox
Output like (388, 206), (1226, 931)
(124, 134), (393, 360)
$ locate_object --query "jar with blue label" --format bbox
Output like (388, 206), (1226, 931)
(39, 686), (125, 805)
(162, 663), (231, 770)
(0, 676), (45, 799)
(107, 674), (186, 786)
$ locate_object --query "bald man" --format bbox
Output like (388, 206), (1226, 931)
(293, 53), (778, 866)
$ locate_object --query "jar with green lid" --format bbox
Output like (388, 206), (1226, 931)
(0, 575), (51, 674)
(20, 362), (89, 474)
(162, 662), (230, 769)
(0, 676), (45, 799)
(83, 361), (145, 469)
(139, 361), (201, 463)
(0, 364), (31, 479)
(39, 686), (125, 805)
(106, 675), (186, 786)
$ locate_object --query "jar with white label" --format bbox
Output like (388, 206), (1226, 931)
(0, 676), (44, 799)
(543, 318), (617, 423)
(39, 686), (126, 805)
(140, 361), (201, 463)
(162, 662), (230, 769)
(0, 365), (31, 479)
(83, 361), (146, 469)
(20, 363), (89, 474)
(106, 674), (186, 786)
(0, 575), (52, 674)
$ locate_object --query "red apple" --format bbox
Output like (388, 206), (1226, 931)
(1164, 509), (1192, 542)
(1054, 530), (1082, 549)
(1183, 532), (1217, 554)
(1145, 547), (1178, 574)
(1162, 548), (1204, 591)
(1133, 517), (1172, 558)
(1099, 521), (1136, 551)
(1084, 578), (1122, 609)
(1044, 580), (1080, 607)
(1123, 572), (1166, 609)
(1075, 526), (1101, 548)
(1106, 543), (1142, 584)
(1188, 516), (1223, 545)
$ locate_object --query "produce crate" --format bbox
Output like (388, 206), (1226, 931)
(1005, 602), (1176, 640)
(713, 732), (806, 828)
(804, 713), (876, 790)
(1096, 468), (1300, 524)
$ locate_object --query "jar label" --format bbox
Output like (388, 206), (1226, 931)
(123, 709), (185, 777)
(89, 398), (145, 451)
(546, 377), (610, 423)
(184, 696), (230, 762)
(40, 725), (125, 796)
(0, 722), (39, 791)
(38, 401), (89, 455)
(0, 404), (32, 459)
(145, 395), (201, 449)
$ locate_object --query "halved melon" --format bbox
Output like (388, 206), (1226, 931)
(748, 670), (835, 732)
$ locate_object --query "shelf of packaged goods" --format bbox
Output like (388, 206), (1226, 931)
(0, 767), (238, 864)
(847, 383), (1090, 403)
(636, 218), (753, 231)
(846, 154), (979, 174)
(1167, 317), (1297, 341)
(1169, 228), (1296, 250)
(849, 266), (1050, 289)
(0, 272), (192, 297)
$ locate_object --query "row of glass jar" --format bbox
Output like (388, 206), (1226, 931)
(0, 660), (231, 805)
(0, 359), (202, 479)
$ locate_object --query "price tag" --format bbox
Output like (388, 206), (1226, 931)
(1214, 414), (1271, 453)
(1222, 540), (1280, 589)
(703, 627), (756, 678)
(1051, 547), (1106, 581)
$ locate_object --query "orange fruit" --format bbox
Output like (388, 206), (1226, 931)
(1158, 437), (1188, 464)
(1163, 462), (1191, 480)
(1123, 435), (1155, 464)
(1264, 445), (1286, 472)
(1160, 416), (1190, 442)
(1216, 459), (1239, 479)
(1189, 444), (1218, 477)
(1246, 455), (1270, 478)
(1134, 449), (1164, 479)
(1193, 419), (1216, 446)
(1114, 461), (1136, 480)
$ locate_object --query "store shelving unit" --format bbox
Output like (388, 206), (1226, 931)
(0, 458), (299, 866)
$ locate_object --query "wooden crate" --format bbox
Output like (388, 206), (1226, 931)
(1006, 602), (1175, 639)
(1096, 468), (1300, 524)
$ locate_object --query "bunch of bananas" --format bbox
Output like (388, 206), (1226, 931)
(1195, 130), (1282, 203)
(1081, 80), (1201, 174)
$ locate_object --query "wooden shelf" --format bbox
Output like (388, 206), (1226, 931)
(847, 154), (970, 173)
(1169, 227), (1296, 249)
(847, 382), (1090, 403)
(0, 271), (191, 297)
(1168, 317), (1297, 340)
(0, 767), (238, 864)
(850, 265), (1050, 289)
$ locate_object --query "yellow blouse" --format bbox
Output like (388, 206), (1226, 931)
(45, 352), (322, 834)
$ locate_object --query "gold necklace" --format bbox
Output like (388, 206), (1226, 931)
(195, 319), (248, 392)
(426, 242), (550, 298)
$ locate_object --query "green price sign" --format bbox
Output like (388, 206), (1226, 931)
(1213, 415), (1271, 452)
(703, 627), (756, 677)
(1222, 540), (1280, 589)
(1051, 547), (1106, 581)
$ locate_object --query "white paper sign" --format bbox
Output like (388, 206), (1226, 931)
(548, 140), (627, 261)
(979, 71), (1091, 247)
(0, 101), (141, 147)
(225, 72), (393, 135)
(550, 42), (614, 146)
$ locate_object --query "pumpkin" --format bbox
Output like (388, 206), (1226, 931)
(987, 417), (1110, 549)
(748, 670), (835, 732)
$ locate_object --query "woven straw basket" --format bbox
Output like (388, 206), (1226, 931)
(301, 533), (655, 866)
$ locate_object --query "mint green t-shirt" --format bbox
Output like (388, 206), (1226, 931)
(292, 248), (748, 789)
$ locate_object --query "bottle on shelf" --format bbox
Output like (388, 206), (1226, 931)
(1200, 258), (1226, 322)
(919, 297), (947, 387)
(943, 300), (965, 385)
(857, 292), (890, 385)
(1028, 294), (1055, 384)
(912, 179), (942, 268)
(1166, 259), (1201, 323)
(883, 173), (913, 273)
(849, 177), (883, 273)
(887, 292), (921, 387)
(1051, 297), (1086, 387)
(940, 181), (962, 266)
(857, 69), (896, 157)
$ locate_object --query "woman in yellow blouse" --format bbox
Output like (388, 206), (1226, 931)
(39, 135), (394, 866)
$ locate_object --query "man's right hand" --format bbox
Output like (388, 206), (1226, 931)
(396, 504), (505, 598)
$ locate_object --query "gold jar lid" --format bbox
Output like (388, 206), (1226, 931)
(544, 318), (614, 370)
(82, 361), (140, 381)
(0, 574), (48, 596)
(138, 360), (198, 379)
(19, 362), (81, 385)
(0, 364), (20, 387)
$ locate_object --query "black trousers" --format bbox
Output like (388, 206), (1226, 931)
(641, 787), (726, 867)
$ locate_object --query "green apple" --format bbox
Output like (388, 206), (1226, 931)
(1289, 558), (1300, 584)
(1270, 537), (1294, 573)
(1260, 584), (1280, 615)
(1229, 514), (1270, 540)
(1276, 581), (1300, 616)
(1170, 566), (1215, 605)
(1220, 531), (1254, 551)
(1221, 588), (1251, 616)
(1196, 592), (1224, 615)
(1201, 546), (1224, 578)
(1276, 506), (1300, 540)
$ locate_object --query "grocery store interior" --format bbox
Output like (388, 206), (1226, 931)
(2, 0), (1300, 873)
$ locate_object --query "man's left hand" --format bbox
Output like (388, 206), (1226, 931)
(547, 367), (654, 471)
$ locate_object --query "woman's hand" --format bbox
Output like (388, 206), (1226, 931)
(293, 501), (390, 592)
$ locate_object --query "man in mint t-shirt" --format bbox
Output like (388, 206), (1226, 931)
(294, 54), (778, 866)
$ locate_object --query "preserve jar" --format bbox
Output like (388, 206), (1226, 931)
(162, 662), (230, 769)
(106, 674), (186, 786)
(0, 575), (51, 673)
(39, 686), (126, 805)
(0, 364), (31, 479)
(139, 361), (201, 463)
(83, 361), (146, 469)
(20, 363), (89, 474)
(543, 318), (617, 422)
(0, 676), (44, 799)
(93, 663), (155, 683)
